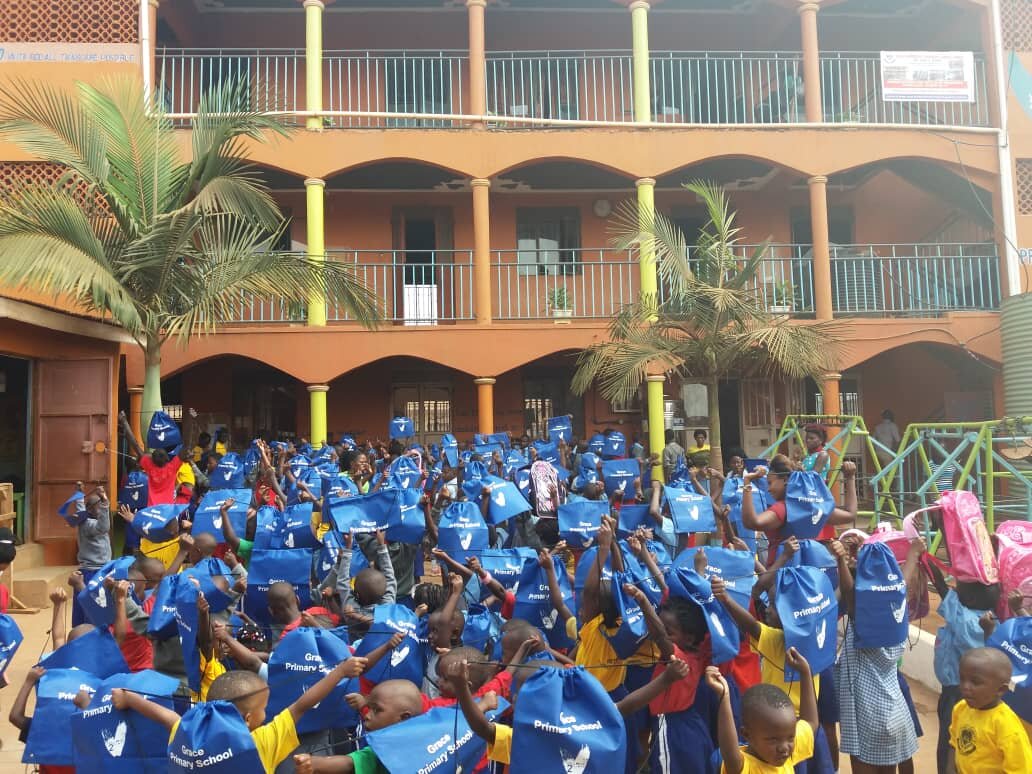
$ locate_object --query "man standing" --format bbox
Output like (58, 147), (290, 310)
(662, 428), (685, 481)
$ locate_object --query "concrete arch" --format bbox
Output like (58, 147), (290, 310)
(652, 153), (810, 184)
(835, 315), (1001, 371)
(321, 157), (472, 186)
(491, 156), (635, 183)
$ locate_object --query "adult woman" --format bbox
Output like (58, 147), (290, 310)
(801, 424), (830, 480)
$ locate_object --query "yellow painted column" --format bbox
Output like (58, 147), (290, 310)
(305, 177), (327, 327)
(471, 178), (492, 325)
(629, 1), (652, 124)
(808, 174), (832, 321)
(308, 384), (329, 446)
(304, 0), (324, 131)
(636, 177), (658, 320)
(798, 2), (823, 123)
(467, 0), (487, 127)
(475, 377), (496, 435)
(647, 375), (666, 482)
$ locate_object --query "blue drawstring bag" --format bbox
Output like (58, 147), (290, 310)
(854, 542), (908, 648)
(367, 703), (507, 773)
(327, 489), (394, 535)
(438, 501), (489, 564)
(617, 503), (652, 537)
(460, 460), (491, 502)
(190, 488), (251, 542)
(211, 452), (245, 490)
(665, 567), (740, 664)
(512, 666), (626, 772)
(486, 480), (532, 525)
(77, 556), (137, 628)
(118, 470), (148, 513)
(58, 490), (87, 526)
(0, 614), (23, 683)
(776, 538), (839, 590)
(24, 668), (101, 766)
(168, 701), (264, 772)
(267, 628), (359, 734)
(251, 505), (284, 550)
(547, 416), (573, 444)
(147, 574), (181, 640)
(516, 467), (533, 498)
(513, 554), (576, 649)
(664, 486), (716, 534)
(474, 442), (504, 458)
(602, 431), (626, 460)
(146, 411), (181, 450)
(389, 416), (415, 439)
(463, 604), (505, 654)
(477, 548), (536, 592)
(588, 434), (607, 455)
(288, 455), (310, 479)
(174, 578), (202, 693)
(245, 548), (314, 625)
(182, 558), (236, 614)
(385, 487), (425, 544)
(353, 603), (424, 685)
(683, 546), (757, 610)
(603, 571), (648, 658)
(132, 503), (186, 543)
(389, 455), (423, 490)
(558, 499), (609, 548)
(243, 442), (261, 477)
(487, 432), (511, 450)
(273, 503), (319, 550)
(988, 617), (1032, 723)
(503, 448), (528, 477)
(775, 566), (838, 679)
(619, 549), (664, 607)
(574, 546), (613, 598)
(783, 471), (836, 539)
(316, 529), (344, 583)
(536, 442), (561, 469)
(601, 459), (637, 499)
(40, 627), (129, 677)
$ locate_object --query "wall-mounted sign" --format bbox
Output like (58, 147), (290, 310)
(880, 51), (975, 103)
(0, 43), (137, 65)
(1018, 248), (1032, 265)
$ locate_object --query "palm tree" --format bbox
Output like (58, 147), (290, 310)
(572, 180), (842, 472)
(0, 77), (377, 439)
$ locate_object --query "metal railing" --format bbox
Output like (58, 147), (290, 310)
(324, 50), (465, 127)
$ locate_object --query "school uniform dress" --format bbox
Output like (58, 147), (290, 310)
(835, 623), (918, 766)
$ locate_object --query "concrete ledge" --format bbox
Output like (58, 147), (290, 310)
(13, 565), (78, 610)
(901, 623), (942, 694)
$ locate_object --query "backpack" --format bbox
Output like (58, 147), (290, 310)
(904, 491), (999, 585)
(438, 501), (490, 564)
(996, 521), (1032, 619)
(529, 460), (560, 517)
(774, 566), (837, 679)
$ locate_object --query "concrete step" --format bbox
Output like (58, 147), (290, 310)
(13, 565), (78, 610)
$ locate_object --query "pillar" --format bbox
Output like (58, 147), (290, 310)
(647, 375), (666, 482)
(304, 0), (324, 131)
(308, 384), (329, 445)
(798, 2), (823, 123)
(475, 378), (496, 435)
(305, 177), (327, 327)
(467, 0), (487, 126)
(127, 387), (144, 447)
(472, 178), (492, 325)
(808, 175), (833, 321)
(629, 1), (652, 124)
(140, 0), (158, 106)
(821, 372), (842, 417)
(636, 178), (658, 319)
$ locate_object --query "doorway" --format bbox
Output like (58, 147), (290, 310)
(392, 207), (454, 324)
(0, 356), (29, 539)
(391, 383), (453, 448)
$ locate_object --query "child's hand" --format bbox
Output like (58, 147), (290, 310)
(729, 536), (750, 552)
(841, 461), (857, 480)
(908, 537), (927, 557)
(73, 689), (93, 709)
(95, 486), (108, 503)
(118, 504), (134, 522)
(703, 665), (727, 695)
(26, 666), (45, 684)
(196, 591), (209, 615)
(828, 540), (846, 560)
(67, 570), (85, 592)
(224, 550), (239, 569)
(745, 466), (767, 482)
(710, 576), (728, 600)
(662, 657), (690, 684)
(445, 657), (471, 686)
(299, 611), (319, 628)
(110, 688), (131, 711)
(212, 621), (231, 642)
(414, 603), (429, 618)
(979, 611), (998, 637)
(345, 693), (367, 711)
(233, 577), (247, 594)
(626, 535), (643, 557)
(478, 690), (500, 713)
(537, 549), (554, 570)
(550, 540), (568, 556)
(449, 573), (464, 595)
(466, 556), (482, 575)
(375, 529), (387, 546)
(294, 753), (314, 774)
(221, 498), (235, 512)
(114, 580), (130, 602)
(597, 519), (614, 549)
(102, 575), (116, 591)
(785, 646), (811, 675)
(623, 583), (647, 605)
(693, 547), (708, 575)
(1008, 589), (1027, 616)
(49, 587), (67, 606)
(178, 533), (195, 551)
(782, 536), (799, 558)
(339, 657), (368, 678)
(388, 632), (406, 650)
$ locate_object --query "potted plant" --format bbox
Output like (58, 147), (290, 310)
(548, 287), (573, 321)
(768, 281), (793, 314)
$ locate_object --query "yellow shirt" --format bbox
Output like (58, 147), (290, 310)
(750, 623), (820, 715)
(572, 614), (625, 693)
(192, 445), (205, 463)
(141, 536), (181, 570)
(190, 651), (227, 702)
(215, 441), (228, 455)
(176, 460), (196, 489)
(170, 708), (300, 774)
(950, 700), (1032, 774)
(488, 722), (513, 764)
(723, 720), (814, 773)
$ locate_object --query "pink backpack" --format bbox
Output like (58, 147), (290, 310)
(996, 520), (1032, 618)
(903, 490), (999, 585)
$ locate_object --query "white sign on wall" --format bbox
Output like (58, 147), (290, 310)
(0, 43), (138, 65)
(880, 51), (975, 103)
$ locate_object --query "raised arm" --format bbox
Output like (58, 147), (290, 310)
(786, 647), (818, 731)
(370, 531), (396, 604)
(212, 622), (264, 673)
(287, 656), (368, 723)
(448, 659), (497, 745)
(51, 586), (69, 650)
(81, 488), (110, 538)
(119, 411), (145, 459)
(827, 460), (858, 526)
(625, 583), (673, 659)
(540, 549), (575, 624)
(111, 688), (182, 731)
(112, 580), (130, 646)
(755, 537), (798, 595)
(828, 540), (854, 617)
(704, 667), (743, 774)
(616, 658), (689, 716)
(467, 556), (507, 601)
(8, 667), (44, 731)
(739, 468), (783, 532)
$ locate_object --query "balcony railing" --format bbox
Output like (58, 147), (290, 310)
(158, 49), (993, 129)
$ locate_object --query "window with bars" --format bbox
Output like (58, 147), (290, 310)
(406, 400), (452, 433)
(162, 405), (184, 421)
(524, 397), (554, 440)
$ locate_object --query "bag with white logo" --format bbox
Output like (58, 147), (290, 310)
(385, 487), (426, 544)
(367, 703), (506, 773)
(558, 500), (608, 548)
(273, 503), (320, 550)
(353, 603), (424, 685)
(513, 554), (576, 649)
(619, 549), (664, 608)
(477, 548), (535, 593)
(389, 416), (415, 439)
(168, 700), (263, 773)
(211, 452), (245, 490)
(146, 411), (181, 450)
(685, 546), (756, 610)
(665, 567), (740, 664)
(775, 566), (838, 679)
(0, 614), (22, 684)
(131, 503), (186, 543)
(174, 577), (203, 693)
(389, 454), (423, 490)
(191, 489), (252, 542)
(547, 415), (573, 444)
(854, 542), (908, 648)
(437, 501), (489, 564)
(602, 432), (626, 460)
(601, 460), (636, 499)
(463, 604), (505, 655)
(616, 503), (652, 537)
(118, 470), (149, 514)
(316, 529), (345, 584)
(664, 486), (716, 534)
(587, 434), (607, 455)
(783, 471), (836, 540)
(486, 480), (532, 525)
(327, 489), (394, 535)
(775, 538), (839, 591)
(40, 628), (129, 678)
(267, 627), (359, 734)
(146, 574), (181, 639)
(77, 556), (137, 628)
(245, 548), (314, 625)
(512, 666), (626, 773)
(24, 668), (101, 766)
(987, 616), (1032, 723)
(602, 571), (648, 659)
(574, 546), (613, 599)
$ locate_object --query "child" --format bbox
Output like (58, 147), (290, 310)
(706, 647), (818, 773)
(113, 655), (369, 774)
(423, 573), (465, 698)
(949, 647), (1032, 773)
(335, 531), (396, 639)
(71, 483), (112, 627)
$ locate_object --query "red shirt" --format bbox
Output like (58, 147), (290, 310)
(115, 594), (155, 672)
(423, 670), (513, 711)
(499, 590), (516, 620)
(140, 455), (177, 505)
(764, 500), (836, 564)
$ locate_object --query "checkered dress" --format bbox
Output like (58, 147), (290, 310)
(835, 621), (919, 765)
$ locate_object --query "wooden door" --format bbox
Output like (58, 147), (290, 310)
(34, 358), (112, 541)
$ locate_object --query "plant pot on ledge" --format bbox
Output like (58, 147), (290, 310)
(548, 288), (573, 323)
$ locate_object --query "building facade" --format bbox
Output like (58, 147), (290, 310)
(3, 0), (1031, 562)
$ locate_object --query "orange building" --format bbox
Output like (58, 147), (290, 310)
(3, 0), (1031, 565)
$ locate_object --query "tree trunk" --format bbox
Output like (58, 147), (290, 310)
(140, 335), (163, 448)
(708, 376), (723, 474)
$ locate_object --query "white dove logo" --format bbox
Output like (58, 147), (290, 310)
(519, 479), (529, 490)
(560, 744), (591, 774)
(321, 560), (332, 572)
(542, 608), (559, 629)
(816, 619), (827, 649)
(223, 471), (232, 481)
(102, 721), (127, 757)
(892, 603), (906, 623)
(460, 533), (474, 551)
(94, 589), (108, 609)
(213, 514), (223, 530)
(689, 505), (700, 521)
(156, 431), (166, 442)
(810, 509), (823, 526)
(709, 611), (726, 638)
(494, 491), (506, 507)
(390, 644), (410, 667)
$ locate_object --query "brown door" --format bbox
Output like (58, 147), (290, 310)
(34, 358), (112, 541)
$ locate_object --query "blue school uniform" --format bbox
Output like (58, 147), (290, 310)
(649, 678), (739, 774)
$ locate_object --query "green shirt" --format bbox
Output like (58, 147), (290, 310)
(237, 538), (254, 567)
(349, 747), (389, 774)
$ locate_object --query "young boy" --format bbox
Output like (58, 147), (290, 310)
(706, 647), (818, 773)
(949, 647), (1032, 773)
(335, 531), (396, 639)
(71, 483), (112, 627)
(112, 655), (369, 773)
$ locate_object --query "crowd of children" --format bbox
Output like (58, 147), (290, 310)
(0, 413), (1030, 774)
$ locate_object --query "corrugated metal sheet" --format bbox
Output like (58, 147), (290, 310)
(1002, 292), (1032, 417)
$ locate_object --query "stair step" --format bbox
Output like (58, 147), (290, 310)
(13, 565), (79, 610)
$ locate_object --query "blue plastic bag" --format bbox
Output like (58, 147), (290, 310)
(616, 503), (653, 537)
(513, 555), (576, 649)
(146, 411), (181, 450)
(486, 480), (532, 525)
(854, 542), (908, 648)
(685, 546), (757, 611)
(776, 538), (839, 590)
(602, 459), (637, 499)
(77, 556), (137, 628)
(664, 486), (716, 534)
(267, 627), (359, 734)
(367, 703), (506, 773)
(24, 668), (101, 766)
(132, 503), (186, 543)
(512, 666), (626, 773)
(463, 604), (505, 654)
(385, 487), (426, 544)
(783, 471), (836, 540)
(117, 470), (149, 513)
(353, 603), (424, 685)
(603, 571), (648, 658)
(775, 566), (838, 679)
(0, 614), (23, 683)
(558, 499), (609, 548)
(211, 452), (245, 490)
(192, 489), (252, 541)
(168, 701), (263, 772)
(245, 548), (314, 625)
(547, 416), (573, 444)
(437, 501), (489, 564)
(40, 627), (129, 677)
(389, 416), (415, 439)
(146, 574), (180, 640)
(665, 567), (740, 664)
